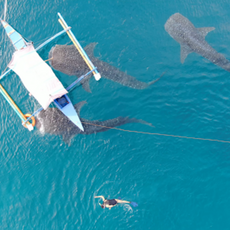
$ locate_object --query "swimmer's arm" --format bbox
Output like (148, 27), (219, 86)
(95, 196), (105, 201)
(115, 199), (131, 204)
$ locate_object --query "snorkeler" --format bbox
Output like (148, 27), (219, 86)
(95, 195), (138, 209)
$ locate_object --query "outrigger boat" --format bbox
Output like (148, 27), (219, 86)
(0, 13), (101, 132)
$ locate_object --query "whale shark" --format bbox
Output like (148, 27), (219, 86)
(164, 13), (230, 71)
(49, 43), (162, 92)
(36, 101), (152, 143)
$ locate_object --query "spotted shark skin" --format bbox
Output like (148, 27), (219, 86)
(165, 13), (230, 71)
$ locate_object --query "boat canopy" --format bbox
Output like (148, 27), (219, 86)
(8, 44), (67, 109)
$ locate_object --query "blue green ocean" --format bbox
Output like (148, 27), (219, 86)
(1, 0), (230, 229)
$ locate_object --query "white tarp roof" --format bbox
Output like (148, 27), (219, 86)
(8, 44), (67, 109)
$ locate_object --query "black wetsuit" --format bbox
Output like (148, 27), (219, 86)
(104, 199), (117, 206)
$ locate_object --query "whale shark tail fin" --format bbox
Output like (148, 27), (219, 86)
(148, 71), (166, 86)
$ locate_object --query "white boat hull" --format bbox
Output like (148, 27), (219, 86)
(53, 95), (84, 131)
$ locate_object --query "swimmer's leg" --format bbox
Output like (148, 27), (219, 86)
(115, 199), (130, 204)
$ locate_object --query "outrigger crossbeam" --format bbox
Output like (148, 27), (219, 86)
(0, 83), (34, 131)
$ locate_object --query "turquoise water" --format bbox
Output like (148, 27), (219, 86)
(1, 0), (230, 229)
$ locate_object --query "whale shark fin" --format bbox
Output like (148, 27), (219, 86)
(74, 101), (87, 116)
(197, 27), (215, 39)
(180, 44), (193, 64)
(81, 80), (92, 93)
(62, 133), (72, 145)
(79, 71), (93, 93)
(84, 42), (98, 57)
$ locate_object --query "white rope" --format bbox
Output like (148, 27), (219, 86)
(82, 122), (230, 144)
(3, 0), (7, 21)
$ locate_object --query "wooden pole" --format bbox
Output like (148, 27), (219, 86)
(57, 13), (101, 81)
(0, 84), (33, 130)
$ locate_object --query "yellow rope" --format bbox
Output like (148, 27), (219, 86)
(44, 57), (53, 62)
(1, 65), (8, 76)
(81, 122), (230, 144)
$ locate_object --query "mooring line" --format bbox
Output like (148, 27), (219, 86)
(81, 122), (230, 144)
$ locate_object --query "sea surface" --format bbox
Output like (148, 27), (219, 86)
(1, 0), (230, 229)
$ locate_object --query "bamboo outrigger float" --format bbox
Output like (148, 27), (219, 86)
(0, 13), (100, 132)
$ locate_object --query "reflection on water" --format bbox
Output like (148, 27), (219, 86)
(123, 204), (133, 213)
